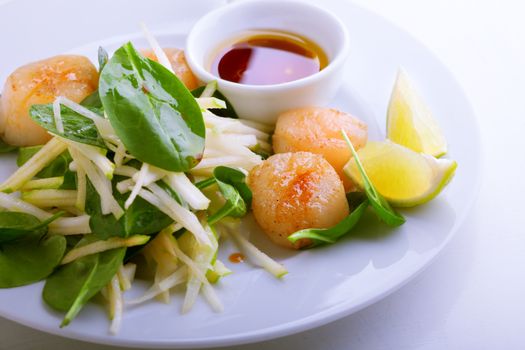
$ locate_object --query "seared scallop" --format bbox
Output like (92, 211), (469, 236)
(248, 152), (349, 249)
(273, 107), (368, 191)
(141, 48), (199, 90)
(0, 55), (98, 146)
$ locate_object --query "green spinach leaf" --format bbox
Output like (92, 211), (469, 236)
(17, 146), (70, 177)
(30, 104), (106, 148)
(0, 231), (66, 288)
(0, 139), (17, 153)
(191, 86), (238, 119)
(17, 146), (76, 189)
(98, 46), (109, 72)
(42, 246), (125, 327)
(80, 90), (103, 109)
(196, 167), (251, 224)
(85, 178), (172, 239)
(213, 166), (252, 207)
(288, 200), (369, 247)
(99, 42), (205, 172)
(0, 211), (64, 244)
(207, 180), (247, 225)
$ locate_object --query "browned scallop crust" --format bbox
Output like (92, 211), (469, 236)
(273, 107), (368, 191)
(141, 48), (200, 90)
(248, 152), (349, 249)
(0, 55), (98, 146)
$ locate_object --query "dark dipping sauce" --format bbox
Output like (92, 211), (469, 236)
(210, 30), (328, 85)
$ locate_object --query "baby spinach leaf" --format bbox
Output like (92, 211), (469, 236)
(0, 211), (64, 244)
(0, 139), (17, 153)
(85, 178), (172, 239)
(341, 131), (405, 227)
(0, 212), (44, 243)
(195, 177), (216, 190)
(0, 231), (66, 288)
(81, 90), (103, 109)
(98, 46), (109, 72)
(213, 166), (252, 207)
(99, 42), (205, 172)
(18, 146), (70, 177)
(288, 200), (369, 248)
(42, 246), (125, 327)
(196, 167), (251, 225)
(60, 171), (78, 190)
(17, 146), (76, 189)
(30, 104), (106, 148)
(197, 166), (252, 207)
(191, 86), (238, 119)
(207, 180), (247, 225)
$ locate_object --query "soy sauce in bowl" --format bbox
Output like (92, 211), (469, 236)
(210, 30), (328, 86)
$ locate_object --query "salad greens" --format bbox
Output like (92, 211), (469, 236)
(30, 104), (106, 148)
(0, 211), (63, 244)
(191, 86), (238, 119)
(0, 229), (66, 288)
(213, 166), (252, 207)
(0, 35), (274, 333)
(17, 146), (77, 189)
(85, 178), (173, 239)
(99, 42), (205, 172)
(288, 200), (369, 247)
(43, 244), (125, 327)
(17, 146), (71, 177)
(196, 166), (251, 224)
(0, 139), (17, 153)
(81, 91), (103, 109)
(0, 32), (412, 334)
(98, 46), (109, 72)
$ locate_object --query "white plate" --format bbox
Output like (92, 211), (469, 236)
(0, 0), (481, 348)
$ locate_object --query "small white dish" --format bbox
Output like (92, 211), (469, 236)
(185, 0), (350, 124)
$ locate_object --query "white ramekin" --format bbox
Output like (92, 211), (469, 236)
(185, 0), (350, 125)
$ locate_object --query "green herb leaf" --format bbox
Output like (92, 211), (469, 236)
(17, 146), (68, 176)
(207, 180), (247, 225)
(213, 166), (252, 207)
(288, 199), (369, 247)
(80, 90), (103, 109)
(0, 230), (66, 288)
(0, 139), (17, 153)
(85, 178), (172, 239)
(196, 167), (252, 225)
(42, 245), (125, 327)
(17, 146), (77, 189)
(100, 42), (205, 172)
(191, 86), (238, 119)
(29, 104), (106, 148)
(341, 131), (405, 227)
(0, 211), (64, 244)
(98, 46), (109, 72)
(0, 212), (44, 243)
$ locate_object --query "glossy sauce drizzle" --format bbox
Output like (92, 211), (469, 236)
(229, 252), (245, 263)
(210, 30), (327, 85)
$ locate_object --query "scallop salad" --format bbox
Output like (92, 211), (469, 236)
(0, 27), (456, 334)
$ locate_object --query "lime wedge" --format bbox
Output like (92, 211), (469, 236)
(387, 69), (447, 157)
(344, 141), (457, 207)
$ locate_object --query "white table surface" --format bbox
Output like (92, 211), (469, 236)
(1, 0), (524, 349)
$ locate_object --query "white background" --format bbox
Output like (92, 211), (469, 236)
(1, 0), (524, 349)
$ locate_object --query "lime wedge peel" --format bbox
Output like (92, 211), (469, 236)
(344, 141), (457, 208)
